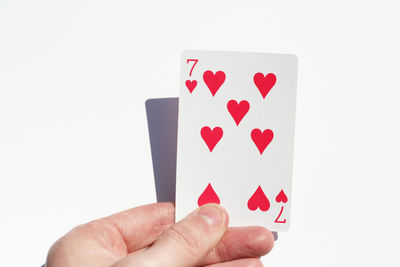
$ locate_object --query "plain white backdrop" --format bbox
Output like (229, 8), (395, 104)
(1, 0), (399, 266)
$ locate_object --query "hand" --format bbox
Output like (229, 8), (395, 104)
(46, 203), (274, 267)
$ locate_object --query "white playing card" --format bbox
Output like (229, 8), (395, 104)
(175, 50), (298, 231)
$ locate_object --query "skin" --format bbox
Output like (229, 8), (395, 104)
(46, 203), (274, 267)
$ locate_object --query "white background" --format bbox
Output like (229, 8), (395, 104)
(0, 0), (399, 266)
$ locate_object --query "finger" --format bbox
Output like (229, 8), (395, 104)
(114, 204), (229, 267)
(47, 203), (175, 267)
(205, 258), (263, 267)
(103, 202), (175, 252)
(199, 226), (274, 266)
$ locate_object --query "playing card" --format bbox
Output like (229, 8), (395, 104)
(175, 50), (298, 231)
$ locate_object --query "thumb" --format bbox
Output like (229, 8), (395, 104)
(147, 204), (229, 266)
(115, 204), (229, 267)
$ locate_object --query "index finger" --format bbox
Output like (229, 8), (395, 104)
(103, 202), (175, 252)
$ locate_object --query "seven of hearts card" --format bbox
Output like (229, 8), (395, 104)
(175, 50), (298, 231)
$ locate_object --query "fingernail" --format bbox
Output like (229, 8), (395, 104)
(197, 205), (224, 227)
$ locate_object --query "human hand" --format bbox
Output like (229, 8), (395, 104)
(46, 203), (274, 267)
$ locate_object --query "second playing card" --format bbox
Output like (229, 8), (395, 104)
(175, 50), (298, 231)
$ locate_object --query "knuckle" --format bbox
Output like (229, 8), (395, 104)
(47, 236), (68, 259)
(72, 220), (98, 236)
(72, 219), (126, 254)
(81, 219), (103, 232)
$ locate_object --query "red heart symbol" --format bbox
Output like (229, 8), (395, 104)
(203, 70), (226, 96)
(275, 189), (288, 203)
(185, 80), (197, 93)
(251, 129), (274, 155)
(201, 126), (223, 152)
(247, 185), (270, 211)
(227, 100), (250, 126)
(253, 73), (276, 99)
(198, 183), (220, 206)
